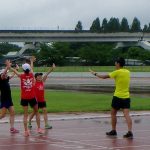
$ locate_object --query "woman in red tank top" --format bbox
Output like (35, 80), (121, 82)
(7, 57), (44, 137)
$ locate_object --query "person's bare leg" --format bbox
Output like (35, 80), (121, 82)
(8, 106), (19, 133)
(29, 111), (36, 123)
(33, 104), (44, 133)
(22, 106), (28, 131)
(0, 107), (7, 119)
(123, 109), (132, 131)
(33, 104), (40, 128)
(42, 107), (48, 126)
(111, 108), (118, 130)
(8, 106), (15, 128)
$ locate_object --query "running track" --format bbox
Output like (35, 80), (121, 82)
(0, 114), (150, 150)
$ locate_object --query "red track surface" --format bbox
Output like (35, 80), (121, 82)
(0, 115), (149, 150)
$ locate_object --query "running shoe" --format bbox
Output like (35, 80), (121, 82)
(37, 128), (45, 134)
(28, 122), (32, 129)
(123, 131), (133, 139)
(24, 130), (30, 137)
(106, 130), (117, 136)
(45, 124), (52, 129)
(10, 127), (19, 133)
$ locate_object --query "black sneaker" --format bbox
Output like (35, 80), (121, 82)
(123, 131), (133, 139)
(106, 130), (117, 136)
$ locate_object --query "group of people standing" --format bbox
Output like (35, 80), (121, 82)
(0, 57), (55, 136)
(0, 56), (133, 139)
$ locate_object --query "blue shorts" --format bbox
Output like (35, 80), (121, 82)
(0, 99), (13, 109)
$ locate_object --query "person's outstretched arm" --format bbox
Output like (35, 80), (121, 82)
(89, 69), (110, 79)
(9, 64), (20, 79)
(30, 56), (36, 73)
(0, 66), (9, 79)
(6, 60), (20, 77)
(43, 63), (56, 82)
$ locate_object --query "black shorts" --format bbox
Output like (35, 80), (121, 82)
(21, 98), (37, 107)
(38, 102), (46, 108)
(0, 99), (13, 109)
(111, 96), (130, 110)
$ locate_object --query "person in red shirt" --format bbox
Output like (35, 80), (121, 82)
(7, 58), (44, 137)
(28, 63), (55, 129)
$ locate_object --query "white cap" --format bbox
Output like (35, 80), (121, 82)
(22, 63), (31, 71)
(0, 69), (9, 74)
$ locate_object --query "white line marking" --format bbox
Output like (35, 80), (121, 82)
(0, 142), (46, 147)
(109, 144), (150, 149)
(46, 137), (108, 149)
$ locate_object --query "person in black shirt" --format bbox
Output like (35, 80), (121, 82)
(0, 61), (19, 133)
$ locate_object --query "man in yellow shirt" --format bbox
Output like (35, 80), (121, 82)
(90, 57), (133, 138)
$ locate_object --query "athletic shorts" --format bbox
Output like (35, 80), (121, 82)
(21, 98), (37, 107)
(111, 96), (130, 110)
(0, 99), (13, 109)
(38, 101), (46, 108)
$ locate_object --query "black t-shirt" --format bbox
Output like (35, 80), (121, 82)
(0, 76), (12, 101)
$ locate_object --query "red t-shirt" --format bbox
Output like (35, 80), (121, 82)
(20, 73), (35, 99)
(34, 81), (45, 102)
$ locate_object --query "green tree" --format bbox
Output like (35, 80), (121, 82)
(120, 17), (129, 32)
(147, 23), (150, 32)
(78, 43), (115, 65)
(107, 17), (120, 32)
(127, 47), (143, 59)
(36, 43), (63, 66)
(101, 18), (108, 32)
(75, 21), (83, 31)
(90, 17), (101, 32)
(130, 17), (141, 32)
(143, 24), (148, 32)
(0, 42), (20, 55)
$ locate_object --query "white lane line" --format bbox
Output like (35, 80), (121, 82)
(109, 144), (150, 150)
(0, 142), (47, 147)
(46, 137), (109, 149)
(0, 112), (150, 123)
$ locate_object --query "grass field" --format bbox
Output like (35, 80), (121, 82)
(31, 66), (150, 72)
(11, 88), (150, 114)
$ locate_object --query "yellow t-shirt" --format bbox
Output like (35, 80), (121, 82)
(109, 69), (130, 98)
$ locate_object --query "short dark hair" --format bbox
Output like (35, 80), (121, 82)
(35, 73), (43, 78)
(116, 57), (125, 67)
(24, 69), (30, 74)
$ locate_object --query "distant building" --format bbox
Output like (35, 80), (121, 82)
(0, 43), (36, 67)
(125, 59), (144, 66)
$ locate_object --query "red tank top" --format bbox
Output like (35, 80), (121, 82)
(34, 81), (45, 102)
(20, 73), (35, 99)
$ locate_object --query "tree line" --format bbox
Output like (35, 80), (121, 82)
(0, 42), (150, 66)
(0, 16), (150, 66)
(37, 16), (150, 66)
(75, 17), (150, 33)
(35, 42), (150, 66)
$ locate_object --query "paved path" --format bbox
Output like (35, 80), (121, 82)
(9, 73), (150, 93)
(9, 72), (150, 87)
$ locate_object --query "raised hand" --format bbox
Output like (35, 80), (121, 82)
(89, 68), (96, 75)
(30, 56), (36, 62)
(5, 60), (12, 68)
(15, 64), (19, 70)
(52, 63), (56, 69)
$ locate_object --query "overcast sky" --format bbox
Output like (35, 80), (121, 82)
(0, 0), (149, 30)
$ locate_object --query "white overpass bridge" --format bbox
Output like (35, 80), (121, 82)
(1, 30), (150, 55)
(0, 30), (149, 42)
